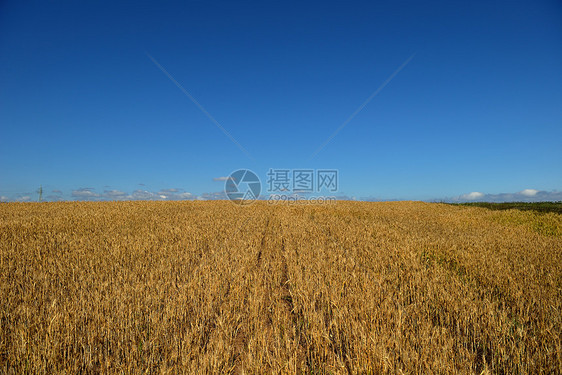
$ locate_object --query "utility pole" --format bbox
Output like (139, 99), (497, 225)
(38, 185), (43, 202)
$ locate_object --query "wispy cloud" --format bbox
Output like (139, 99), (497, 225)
(447, 189), (562, 203)
(157, 189), (193, 200)
(460, 192), (485, 200)
(159, 188), (180, 193)
(333, 195), (358, 201)
(66, 188), (197, 201)
(213, 176), (233, 181)
(128, 189), (195, 201)
(520, 189), (539, 197)
(130, 190), (160, 200)
(5, 186), (560, 203)
(104, 190), (129, 200)
(71, 188), (101, 200)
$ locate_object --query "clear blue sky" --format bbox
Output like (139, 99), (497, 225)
(1, 0), (561, 202)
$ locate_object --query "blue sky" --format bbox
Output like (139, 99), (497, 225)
(1, 0), (561, 202)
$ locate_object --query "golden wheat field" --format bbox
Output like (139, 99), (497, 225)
(1, 201), (561, 374)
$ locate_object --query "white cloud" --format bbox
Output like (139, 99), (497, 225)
(213, 176), (232, 181)
(126, 189), (195, 201)
(520, 189), (538, 197)
(447, 190), (562, 203)
(3, 187), (199, 202)
(71, 188), (101, 200)
(460, 192), (485, 200)
(104, 190), (128, 200)
(130, 190), (160, 200)
(157, 189), (194, 200)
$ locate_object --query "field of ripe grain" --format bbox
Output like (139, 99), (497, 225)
(1, 201), (561, 374)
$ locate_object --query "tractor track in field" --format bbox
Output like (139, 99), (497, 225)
(279, 236), (314, 374)
(231, 216), (270, 375)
